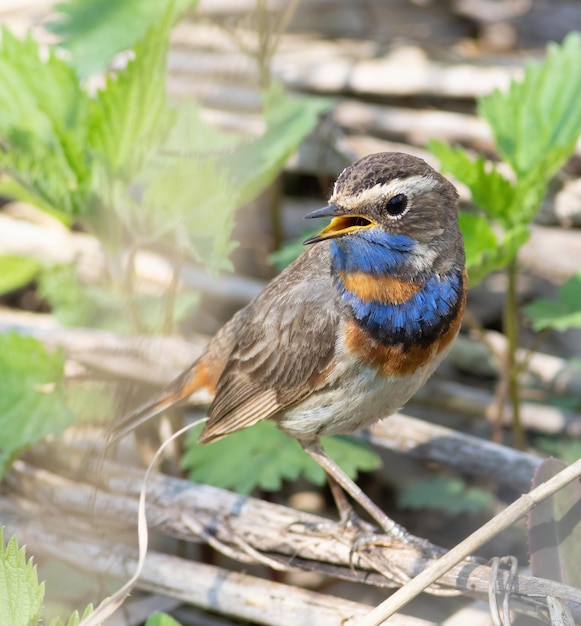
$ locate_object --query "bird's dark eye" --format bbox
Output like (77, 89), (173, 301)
(385, 193), (407, 216)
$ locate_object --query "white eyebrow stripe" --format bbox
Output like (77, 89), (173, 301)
(330, 174), (439, 209)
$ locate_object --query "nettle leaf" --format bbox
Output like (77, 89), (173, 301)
(0, 528), (45, 626)
(0, 29), (92, 217)
(49, 604), (98, 626)
(87, 7), (176, 184)
(219, 86), (332, 207)
(397, 476), (493, 516)
(474, 224), (529, 284)
(323, 435), (381, 480)
(524, 272), (581, 332)
(0, 29), (87, 137)
(429, 141), (516, 226)
(0, 255), (41, 296)
(458, 213), (497, 283)
(529, 457), (581, 587)
(182, 421), (380, 494)
(163, 102), (242, 155)
(459, 213), (529, 286)
(129, 87), (326, 271)
(140, 158), (238, 272)
(479, 33), (581, 182)
(49, 0), (198, 78)
(0, 333), (75, 477)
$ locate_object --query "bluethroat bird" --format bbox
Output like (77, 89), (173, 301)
(109, 152), (466, 543)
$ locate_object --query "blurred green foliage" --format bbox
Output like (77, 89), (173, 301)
(397, 476), (494, 516)
(183, 420), (380, 494)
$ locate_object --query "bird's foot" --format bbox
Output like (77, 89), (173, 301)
(351, 525), (446, 562)
(285, 507), (375, 537)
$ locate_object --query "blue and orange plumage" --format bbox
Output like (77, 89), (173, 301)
(108, 151), (466, 540)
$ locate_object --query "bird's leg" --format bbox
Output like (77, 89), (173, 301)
(302, 439), (443, 557)
(302, 440), (402, 536)
(325, 473), (375, 532)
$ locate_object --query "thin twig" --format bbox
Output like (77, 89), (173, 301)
(359, 457), (581, 626)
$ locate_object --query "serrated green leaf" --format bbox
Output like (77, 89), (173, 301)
(219, 86), (332, 207)
(524, 272), (581, 332)
(139, 157), (239, 271)
(397, 476), (493, 515)
(458, 212), (497, 281)
(322, 435), (381, 480)
(49, 603), (98, 626)
(0, 333), (75, 477)
(49, 0), (198, 78)
(163, 102), (242, 155)
(460, 215), (529, 285)
(429, 141), (516, 226)
(145, 612), (183, 626)
(183, 421), (322, 493)
(479, 33), (581, 184)
(0, 29), (92, 217)
(136, 88), (328, 271)
(0, 255), (41, 296)
(0, 528), (45, 626)
(529, 458), (581, 587)
(182, 421), (380, 494)
(87, 6), (176, 185)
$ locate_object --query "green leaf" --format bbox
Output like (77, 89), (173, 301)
(524, 272), (581, 332)
(0, 29), (92, 217)
(458, 213), (497, 283)
(87, 6), (176, 185)
(529, 458), (581, 587)
(182, 421), (380, 494)
(139, 157), (239, 272)
(479, 33), (581, 183)
(163, 102), (242, 155)
(459, 213), (529, 285)
(219, 86), (332, 207)
(49, 604), (98, 626)
(0, 333), (75, 477)
(145, 613), (183, 626)
(0, 528), (45, 626)
(269, 229), (318, 271)
(136, 88), (329, 271)
(49, 0), (198, 78)
(0, 255), (41, 296)
(65, 381), (118, 424)
(397, 476), (494, 515)
(535, 437), (581, 465)
(322, 435), (381, 481)
(429, 141), (516, 226)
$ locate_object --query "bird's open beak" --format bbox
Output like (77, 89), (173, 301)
(303, 204), (375, 245)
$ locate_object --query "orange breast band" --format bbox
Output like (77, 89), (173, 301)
(338, 271), (422, 305)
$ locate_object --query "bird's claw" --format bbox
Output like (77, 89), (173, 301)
(350, 527), (446, 563)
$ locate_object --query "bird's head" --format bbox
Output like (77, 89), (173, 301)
(304, 152), (464, 279)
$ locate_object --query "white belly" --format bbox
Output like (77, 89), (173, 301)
(277, 345), (449, 440)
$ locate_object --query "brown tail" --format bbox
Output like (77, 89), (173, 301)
(106, 361), (211, 445)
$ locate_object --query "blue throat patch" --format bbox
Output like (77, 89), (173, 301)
(331, 231), (416, 275)
(331, 231), (463, 348)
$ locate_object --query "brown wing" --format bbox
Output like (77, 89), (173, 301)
(198, 244), (342, 443)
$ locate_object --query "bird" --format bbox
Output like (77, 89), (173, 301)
(108, 151), (466, 544)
